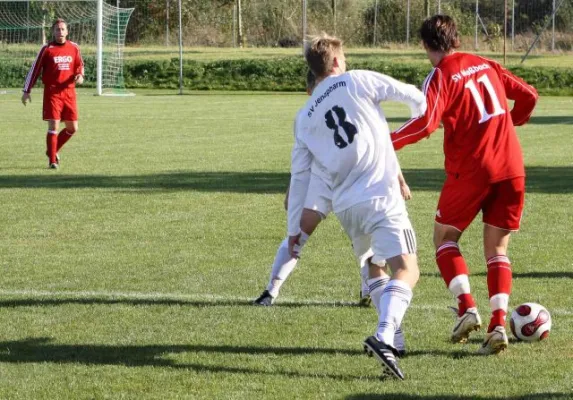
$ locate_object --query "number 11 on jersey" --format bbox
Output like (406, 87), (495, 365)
(465, 74), (506, 124)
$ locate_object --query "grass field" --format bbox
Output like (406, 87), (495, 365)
(0, 90), (572, 399)
(120, 46), (573, 68)
(3, 44), (573, 68)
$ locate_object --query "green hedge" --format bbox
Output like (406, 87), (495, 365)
(3, 56), (572, 95)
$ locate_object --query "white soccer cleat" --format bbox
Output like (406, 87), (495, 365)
(451, 307), (482, 343)
(478, 326), (508, 355)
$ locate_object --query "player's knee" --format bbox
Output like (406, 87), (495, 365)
(433, 229), (460, 250)
(388, 254), (419, 286)
(66, 126), (77, 135)
(300, 209), (323, 235)
(405, 260), (420, 284)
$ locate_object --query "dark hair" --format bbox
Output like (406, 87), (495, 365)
(419, 15), (461, 52)
(51, 18), (67, 30)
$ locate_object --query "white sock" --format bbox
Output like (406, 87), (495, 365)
(375, 279), (413, 348)
(394, 327), (405, 351)
(266, 232), (309, 297)
(367, 276), (389, 314)
(360, 265), (370, 296)
(448, 274), (472, 298)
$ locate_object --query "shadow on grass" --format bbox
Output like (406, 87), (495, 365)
(512, 271), (573, 279)
(0, 337), (372, 380)
(0, 337), (480, 377)
(346, 393), (571, 400)
(0, 166), (571, 193)
(528, 115), (573, 125)
(401, 166), (573, 194)
(141, 91), (306, 96)
(453, 271), (573, 279)
(0, 297), (369, 309)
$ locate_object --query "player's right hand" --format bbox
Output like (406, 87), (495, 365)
(288, 234), (301, 259)
(21, 92), (31, 106)
(400, 182), (412, 201)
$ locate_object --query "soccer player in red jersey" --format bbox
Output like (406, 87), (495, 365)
(391, 15), (538, 355)
(22, 18), (84, 169)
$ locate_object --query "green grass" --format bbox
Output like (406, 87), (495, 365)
(0, 90), (572, 399)
(3, 43), (573, 67)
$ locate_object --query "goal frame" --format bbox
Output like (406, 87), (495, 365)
(0, 0), (130, 96)
(96, 0), (103, 95)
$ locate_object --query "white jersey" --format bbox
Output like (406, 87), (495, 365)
(287, 70), (426, 236)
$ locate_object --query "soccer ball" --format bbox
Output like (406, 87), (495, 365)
(510, 303), (551, 342)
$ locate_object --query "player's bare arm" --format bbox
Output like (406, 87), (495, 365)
(398, 171), (412, 201)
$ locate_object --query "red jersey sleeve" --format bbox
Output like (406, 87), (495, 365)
(391, 68), (445, 150)
(74, 43), (85, 77)
(489, 61), (538, 126)
(23, 45), (47, 93)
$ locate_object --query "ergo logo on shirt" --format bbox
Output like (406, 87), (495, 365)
(54, 55), (73, 63)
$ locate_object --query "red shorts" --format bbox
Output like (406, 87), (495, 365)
(43, 87), (78, 121)
(435, 176), (525, 232)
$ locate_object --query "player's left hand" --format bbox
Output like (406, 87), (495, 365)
(283, 186), (290, 211)
(75, 74), (84, 85)
(288, 234), (301, 259)
(21, 92), (31, 106)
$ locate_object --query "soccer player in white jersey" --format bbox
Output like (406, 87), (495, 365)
(254, 71), (412, 309)
(253, 70), (416, 356)
(287, 34), (425, 380)
(254, 71), (373, 308)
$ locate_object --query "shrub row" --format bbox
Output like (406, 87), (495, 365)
(2, 56), (572, 95)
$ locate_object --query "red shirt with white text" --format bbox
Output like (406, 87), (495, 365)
(392, 52), (538, 183)
(23, 40), (84, 93)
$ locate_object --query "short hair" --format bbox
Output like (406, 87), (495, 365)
(304, 33), (343, 78)
(51, 18), (67, 30)
(419, 15), (461, 52)
(305, 69), (316, 92)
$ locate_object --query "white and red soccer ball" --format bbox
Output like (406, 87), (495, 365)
(510, 303), (551, 342)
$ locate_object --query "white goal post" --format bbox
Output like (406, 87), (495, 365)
(0, 0), (134, 96)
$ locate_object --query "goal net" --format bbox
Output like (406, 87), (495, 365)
(0, 0), (134, 95)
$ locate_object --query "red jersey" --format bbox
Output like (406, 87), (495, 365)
(23, 40), (84, 93)
(392, 52), (538, 183)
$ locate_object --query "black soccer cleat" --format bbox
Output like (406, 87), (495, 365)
(363, 336), (405, 380)
(253, 290), (275, 306)
(358, 290), (372, 307)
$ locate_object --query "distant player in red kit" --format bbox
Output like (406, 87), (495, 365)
(22, 18), (84, 169)
(391, 15), (538, 354)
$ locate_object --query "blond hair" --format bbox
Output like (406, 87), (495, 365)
(304, 33), (343, 78)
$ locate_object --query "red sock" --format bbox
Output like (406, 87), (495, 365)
(46, 131), (58, 164)
(57, 128), (74, 151)
(436, 241), (476, 316)
(486, 255), (512, 332)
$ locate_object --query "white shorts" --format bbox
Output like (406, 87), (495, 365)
(336, 194), (416, 265)
(303, 173), (333, 218)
